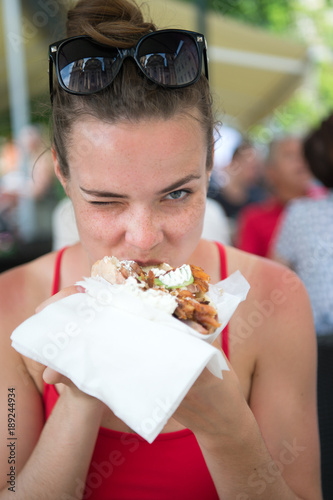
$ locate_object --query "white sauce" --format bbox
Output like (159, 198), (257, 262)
(157, 264), (192, 287)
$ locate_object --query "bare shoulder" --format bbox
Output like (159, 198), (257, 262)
(0, 251), (58, 326)
(223, 246), (316, 391)
(225, 245), (312, 329)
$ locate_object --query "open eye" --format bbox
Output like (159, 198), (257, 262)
(165, 189), (191, 201)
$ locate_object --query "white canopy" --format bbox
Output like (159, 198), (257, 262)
(0, 0), (310, 131)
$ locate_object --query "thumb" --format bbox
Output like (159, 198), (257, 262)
(35, 285), (85, 314)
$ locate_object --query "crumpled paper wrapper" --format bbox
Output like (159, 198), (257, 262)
(11, 270), (250, 443)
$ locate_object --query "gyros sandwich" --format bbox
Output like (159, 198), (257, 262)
(91, 257), (221, 335)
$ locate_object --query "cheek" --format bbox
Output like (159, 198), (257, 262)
(168, 199), (206, 239)
(74, 206), (114, 241)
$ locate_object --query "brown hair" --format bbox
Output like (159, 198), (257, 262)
(303, 113), (333, 188)
(52, 0), (215, 178)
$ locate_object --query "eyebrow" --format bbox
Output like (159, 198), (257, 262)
(80, 186), (126, 199)
(157, 174), (202, 195)
(80, 174), (202, 198)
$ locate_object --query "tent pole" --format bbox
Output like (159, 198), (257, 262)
(2, 0), (36, 242)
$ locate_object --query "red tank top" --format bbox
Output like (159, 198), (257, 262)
(46, 243), (228, 499)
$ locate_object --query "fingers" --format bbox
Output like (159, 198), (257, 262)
(43, 366), (70, 386)
(35, 285), (85, 313)
(43, 367), (83, 392)
(42, 367), (105, 416)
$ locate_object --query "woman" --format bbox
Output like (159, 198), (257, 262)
(0, 1), (322, 498)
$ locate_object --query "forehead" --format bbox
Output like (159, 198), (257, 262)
(67, 115), (207, 186)
(268, 138), (302, 167)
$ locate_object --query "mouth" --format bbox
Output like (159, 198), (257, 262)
(130, 259), (164, 267)
(109, 254), (164, 267)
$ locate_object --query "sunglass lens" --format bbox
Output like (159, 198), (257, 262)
(58, 38), (121, 93)
(137, 32), (200, 87)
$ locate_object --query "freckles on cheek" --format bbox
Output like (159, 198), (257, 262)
(76, 209), (107, 240)
(172, 203), (204, 239)
(174, 218), (194, 237)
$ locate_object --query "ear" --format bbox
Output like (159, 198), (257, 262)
(52, 147), (70, 196)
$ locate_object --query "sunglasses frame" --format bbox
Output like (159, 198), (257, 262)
(48, 29), (209, 102)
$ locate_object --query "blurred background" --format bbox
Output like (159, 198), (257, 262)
(1, 0), (333, 270)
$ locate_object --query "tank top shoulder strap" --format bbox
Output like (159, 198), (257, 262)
(214, 242), (229, 359)
(51, 247), (68, 296)
(215, 241), (227, 279)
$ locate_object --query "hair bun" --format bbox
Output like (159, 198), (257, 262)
(66, 0), (156, 45)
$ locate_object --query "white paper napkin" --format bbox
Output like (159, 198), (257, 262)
(11, 271), (249, 443)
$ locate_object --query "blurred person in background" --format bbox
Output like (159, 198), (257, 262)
(208, 141), (266, 219)
(235, 135), (321, 257)
(0, 136), (20, 176)
(271, 115), (333, 499)
(208, 141), (266, 240)
(0, 125), (57, 245)
(0, 137), (20, 252)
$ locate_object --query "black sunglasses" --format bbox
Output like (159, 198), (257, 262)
(48, 29), (209, 102)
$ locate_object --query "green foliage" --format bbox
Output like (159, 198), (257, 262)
(209, 0), (296, 33)
(318, 61), (333, 113)
(183, 0), (297, 32)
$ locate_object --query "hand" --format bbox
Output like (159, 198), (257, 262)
(172, 340), (248, 442)
(36, 285), (84, 389)
(37, 286), (105, 414)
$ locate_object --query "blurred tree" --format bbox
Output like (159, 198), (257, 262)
(209, 0), (297, 33)
(184, 0), (297, 32)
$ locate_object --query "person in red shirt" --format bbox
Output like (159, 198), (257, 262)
(235, 136), (318, 257)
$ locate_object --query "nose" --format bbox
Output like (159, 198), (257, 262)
(125, 206), (163, 251)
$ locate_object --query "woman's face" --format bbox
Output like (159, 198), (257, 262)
(56, 114), (210, 267)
